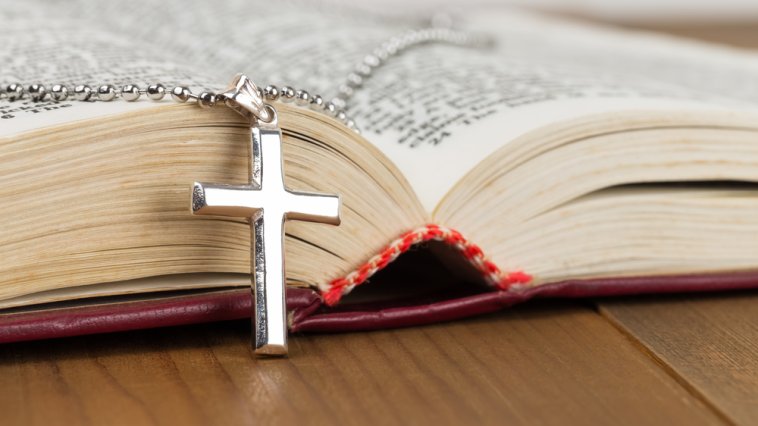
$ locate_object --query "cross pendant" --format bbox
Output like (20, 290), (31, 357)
(191, 119), (341, 356)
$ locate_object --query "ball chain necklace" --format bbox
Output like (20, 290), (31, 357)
(3, 27), (489, 133)
(2, 25), (491, 356)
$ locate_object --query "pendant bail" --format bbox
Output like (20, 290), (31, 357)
(219, 74), (274, 123)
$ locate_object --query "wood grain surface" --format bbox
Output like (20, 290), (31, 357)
(599, 291), (758, 425)
(4, 21), (758, 426)
(0, 301), (729, 426)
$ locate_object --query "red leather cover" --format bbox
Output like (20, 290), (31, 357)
(1, 271), (758, 343)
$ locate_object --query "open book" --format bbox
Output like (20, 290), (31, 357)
(3, 1), (758, 342)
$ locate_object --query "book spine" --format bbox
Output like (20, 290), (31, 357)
(323, 224), (532, 305)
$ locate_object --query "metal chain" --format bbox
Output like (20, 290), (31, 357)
(1, 26), (491, 133)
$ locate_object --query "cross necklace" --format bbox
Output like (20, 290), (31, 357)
(10, 25), (489, 357)
(192, 75), (341, 355)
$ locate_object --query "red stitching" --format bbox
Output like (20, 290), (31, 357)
(483, 260), (499, 274)
(322, 224), (532, 306)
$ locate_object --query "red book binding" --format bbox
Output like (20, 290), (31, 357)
(2, 271), (758, 344)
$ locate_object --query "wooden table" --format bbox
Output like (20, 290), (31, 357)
(3, 23), (758, 426)
(2, 292), (756, 425)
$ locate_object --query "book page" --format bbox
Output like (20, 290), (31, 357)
(5, 3), (758, 211)
(347, 10), (758, 210)
(0, 0), (420, 135)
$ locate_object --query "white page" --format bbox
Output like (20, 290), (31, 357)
(0, 0), (414, 135)
(4, 3), (758, 211)
(348, 11), (758, 209)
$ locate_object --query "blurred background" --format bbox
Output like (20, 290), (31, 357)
(351, 0), (758, 48)
(518, 0), (758, 48)
(458, 0), (758, 24)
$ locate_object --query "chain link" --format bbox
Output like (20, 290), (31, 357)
(1, 26), (491, 134)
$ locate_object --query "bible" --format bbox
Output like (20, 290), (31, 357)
(3, 1), (758, 343)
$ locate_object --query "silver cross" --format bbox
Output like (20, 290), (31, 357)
(191, 77), (341, 355)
